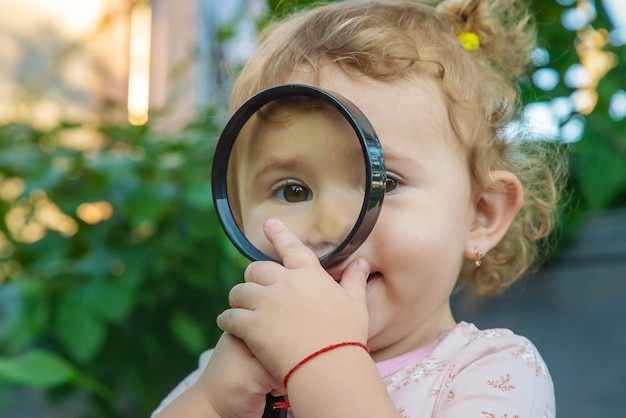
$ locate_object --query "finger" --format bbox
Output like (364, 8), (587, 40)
(216, 308), (256, 339)
(228, 282), (264, 310)
(339, 258), (369, 302)
(263, 217), (318, 269)
(243, 260), (281, 286)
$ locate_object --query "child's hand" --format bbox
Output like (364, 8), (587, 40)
(217, 217), (371, 382)
(194, 332), (284, 418)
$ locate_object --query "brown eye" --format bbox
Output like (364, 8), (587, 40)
(384, 176), (398, 193)
(275, 183), (312, 203)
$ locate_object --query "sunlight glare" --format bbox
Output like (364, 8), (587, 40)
(127, 2), (152, 126)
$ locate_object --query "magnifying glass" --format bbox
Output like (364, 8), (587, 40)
(212, 84), (385, 416)
(212, 84), (386, 269)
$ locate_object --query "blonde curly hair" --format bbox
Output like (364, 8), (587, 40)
(229, 0), (568, 294)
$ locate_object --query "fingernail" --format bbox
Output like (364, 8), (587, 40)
(357, 259), (369, 274)
(264, 217), (277, 227)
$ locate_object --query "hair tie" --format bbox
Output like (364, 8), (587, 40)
(457, 32), (480, 51)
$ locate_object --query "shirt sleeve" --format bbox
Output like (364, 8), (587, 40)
(150, 349), (214, 417)
(435, 333), (555, 418)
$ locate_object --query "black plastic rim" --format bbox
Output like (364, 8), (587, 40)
(211, 84), (385, 268)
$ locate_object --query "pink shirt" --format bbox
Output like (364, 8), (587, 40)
(152, 322), (555, 417)
(376, 322), (555, 417)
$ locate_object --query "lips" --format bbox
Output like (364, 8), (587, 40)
(367, 272), (380, 284)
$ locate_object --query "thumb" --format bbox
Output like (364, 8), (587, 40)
(339, 258), (370, 301)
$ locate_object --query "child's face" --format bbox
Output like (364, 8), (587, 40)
(286, 67), (475, 360)
(229, 104), (366, 260)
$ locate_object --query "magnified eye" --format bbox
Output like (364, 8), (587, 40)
(384, 175), (399, 193)
(272, 180), (313, 203)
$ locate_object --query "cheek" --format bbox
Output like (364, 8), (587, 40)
(243, 204), (319, 257)
(380, 207), (467, 278)
(243, 222), (276, 259)
(241, 206), (279, 257)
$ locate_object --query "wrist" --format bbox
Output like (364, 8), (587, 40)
(285, 347), (398, 417)
(283, 342), (369, 389)
(189, 382), (222, 417)
(285, 345), (377, 410)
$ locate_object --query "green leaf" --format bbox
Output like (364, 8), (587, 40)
(0, 350), (75, 387)
(0, 144), (42, 173)
(55, 294), (107, 364)
(0, 350), (113, 401)
(85, 153), (139, 187)
(72, 246), (116, 277)
(169, 312), (209, 355)
(79, 277), (135, 323)
(267, 0), (321, 17)
(216, 24), (236, 43)
(183, 182), (213, 209)
(0, 279), (49, 354)
(125, 187), (171, 227)
(22, 165), (68, 195)
(574, 120), (626, 208)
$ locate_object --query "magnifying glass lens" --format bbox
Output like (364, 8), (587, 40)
(227, 97), (365, 260)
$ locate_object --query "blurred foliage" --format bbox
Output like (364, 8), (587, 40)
(528, 0), (626, 238)
(0, 114), (246, 416)
(0, 0), (625, 417)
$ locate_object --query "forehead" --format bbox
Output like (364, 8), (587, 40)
(285, 67), (459, 155)
(236, 101), (361, 161)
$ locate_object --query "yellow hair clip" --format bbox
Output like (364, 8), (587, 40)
(457, 32), (480, 51)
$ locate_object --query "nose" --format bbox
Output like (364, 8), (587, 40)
(305, 187), (362, 257)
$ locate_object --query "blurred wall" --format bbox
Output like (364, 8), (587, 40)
(0, 0), (129, 126)
(0, 0), (263, 130)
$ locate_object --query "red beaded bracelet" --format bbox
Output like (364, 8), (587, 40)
(283, 341), (370, 389)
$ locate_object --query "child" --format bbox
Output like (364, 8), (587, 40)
(153, 0), (566, 416)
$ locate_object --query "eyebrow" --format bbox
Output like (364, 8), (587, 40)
(251, 155), (310, 181)
(380, 147), (406, 165)
(381, 145), (424, 173)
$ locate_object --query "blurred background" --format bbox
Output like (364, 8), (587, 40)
(0, 0), (624, 417)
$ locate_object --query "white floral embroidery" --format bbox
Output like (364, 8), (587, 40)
(481, 412), (520, 418)
(477, 328), (512, 339)
(385, 355), (447, 391)
(510, 341), (549, 379)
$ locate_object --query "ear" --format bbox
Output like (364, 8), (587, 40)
(465, 170), (524, 259)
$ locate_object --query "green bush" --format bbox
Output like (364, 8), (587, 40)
(0, 111), (246, 416)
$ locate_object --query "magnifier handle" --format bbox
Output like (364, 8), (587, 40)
(263, 394), (288, 418)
